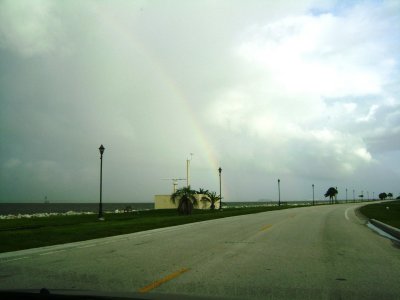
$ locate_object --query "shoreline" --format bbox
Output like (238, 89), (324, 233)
(1, 202), (316, 220)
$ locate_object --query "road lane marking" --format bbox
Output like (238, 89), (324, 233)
(345, 208), (351, 221)
(77, 244), (96, 249)
(138, 268), (190, 293)
(97, 241), (112, 246)
(2, 256), (30, 263)
(39, 250), (66, 256)
(260, 224), (273, 231)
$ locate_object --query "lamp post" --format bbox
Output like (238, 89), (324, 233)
(346, 188), (348, 203)
(353, 189), (355, 203)
(218, 167), (222, 210)
(278, 179), (281, 206)
(312, 184), (315, 206)
(98, 144), (105, 220)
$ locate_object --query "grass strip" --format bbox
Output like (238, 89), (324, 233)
(0, 205), (297, 253)
(359, 200), (400, 229)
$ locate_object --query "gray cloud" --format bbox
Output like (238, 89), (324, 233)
(1, 0), (399, 203)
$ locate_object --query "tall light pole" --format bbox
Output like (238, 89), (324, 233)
(186, 153), (193, 188)
(312, 184), (315, 206)
(353, 189), (355, 203)
(346, 188), (348, 203)
(278, 179), (281, 206)
(98, 144), (105, 220)
(218, 167), (222, 210)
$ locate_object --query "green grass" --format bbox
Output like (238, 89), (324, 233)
(359, 200), (400, 229)
(0, 206), (295, 253)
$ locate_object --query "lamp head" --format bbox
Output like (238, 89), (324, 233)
(99, 144), (105, 155)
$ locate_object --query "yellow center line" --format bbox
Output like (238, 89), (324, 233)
(260, 224), (273, 231)
(138, 268), (190, 293)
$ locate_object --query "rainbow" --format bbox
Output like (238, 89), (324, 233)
(91, 5), (228, 198)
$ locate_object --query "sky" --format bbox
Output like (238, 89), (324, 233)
(1, 0), (399, 203)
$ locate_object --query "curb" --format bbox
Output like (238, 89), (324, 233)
(369, 219), (400, 240)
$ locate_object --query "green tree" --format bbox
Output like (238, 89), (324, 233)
(171, 186), (198, 215)
(201, 191), (221, 210)
(379, 192), (388, 200)
(387, 193), (393, 199)
(324, 187), (338, 204)
(196, 188), (209, 195)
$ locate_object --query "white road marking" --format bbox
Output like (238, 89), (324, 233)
(39, 249), (66, 256)
(98, 241), (111, 245)
(77, 244), (96, 249)
(345, 208), (351, 221)
(2, 256), (30, 263)
(139, 234), (151, 238)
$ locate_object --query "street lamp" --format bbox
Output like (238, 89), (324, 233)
(218, 167), (222, 210)
(278, 179), (281, 206)
(312, 184), (315, 206)
(98, 144), (105, 220)
(346, 188), (348, 203)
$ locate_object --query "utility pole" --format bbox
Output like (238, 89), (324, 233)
(186, 153), (193, 188)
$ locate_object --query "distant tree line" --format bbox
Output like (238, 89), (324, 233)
(170, 185), (398, 215)
(378, 192), (394, 200)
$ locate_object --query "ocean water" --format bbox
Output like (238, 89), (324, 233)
(0, 201), (275, 215)
(0, 201), (322, 216)
(0, 203), (154, 215)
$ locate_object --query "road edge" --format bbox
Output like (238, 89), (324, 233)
(354, 206), (369, 223)
(355, 205), (400, 241)
(369, 219), (400, 240)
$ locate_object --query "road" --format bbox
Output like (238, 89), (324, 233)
(1, 203), (399, 299)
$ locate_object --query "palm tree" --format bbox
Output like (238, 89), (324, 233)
(201, 191), (221, 210)
(325, 187), (338, 204)
(171, 186), (198, 215)
(196, 188), (209, 195)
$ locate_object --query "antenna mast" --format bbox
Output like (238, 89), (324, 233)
(186, 153), (193, 187)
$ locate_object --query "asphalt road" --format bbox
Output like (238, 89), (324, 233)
(1, 203), (399, 299)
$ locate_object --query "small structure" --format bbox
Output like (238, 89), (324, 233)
(154, 194), (219, 210)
